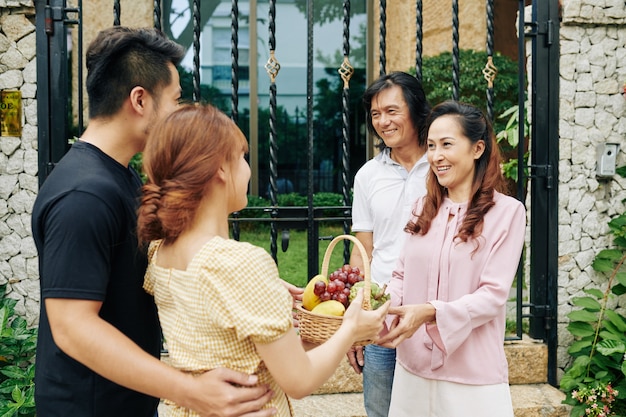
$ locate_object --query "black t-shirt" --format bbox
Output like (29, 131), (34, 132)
(32, 141), (160, 417)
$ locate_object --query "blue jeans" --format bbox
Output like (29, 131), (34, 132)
(362, 344), (396, 417)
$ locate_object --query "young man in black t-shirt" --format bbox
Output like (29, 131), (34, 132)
(32, 26), (276, 417)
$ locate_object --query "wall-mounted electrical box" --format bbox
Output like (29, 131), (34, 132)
(596, 142), (621, 178)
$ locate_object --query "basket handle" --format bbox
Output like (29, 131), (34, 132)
(320, 235), (371, 310)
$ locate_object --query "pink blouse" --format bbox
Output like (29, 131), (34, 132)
(387, 191), (526, 385)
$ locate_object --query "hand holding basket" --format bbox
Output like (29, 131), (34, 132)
(295, 234), (375, 346)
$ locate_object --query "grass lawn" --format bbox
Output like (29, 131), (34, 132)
(233, 224), (350, 288)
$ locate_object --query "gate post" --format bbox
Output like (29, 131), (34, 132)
(528, 0), (560, 386)
(35, 0), (71, 187)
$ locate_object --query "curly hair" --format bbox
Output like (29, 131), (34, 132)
(137, 104), (248, 245)
(405, 101), (506, 244)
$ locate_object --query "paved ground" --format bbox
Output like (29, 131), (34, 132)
(158, 393), (366, 417)
(291, 393), (366, 417)
(160, 384), (569, 417)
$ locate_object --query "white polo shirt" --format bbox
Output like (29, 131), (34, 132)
(351, 147), (429, 285)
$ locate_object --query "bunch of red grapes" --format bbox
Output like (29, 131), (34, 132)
(313, 265), (365, 308)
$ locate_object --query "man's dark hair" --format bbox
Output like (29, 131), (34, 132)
(86, 26), (185, 118)
(362, 71), (431, 150)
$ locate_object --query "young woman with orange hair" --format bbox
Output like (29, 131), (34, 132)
(137, 104), (389, 416)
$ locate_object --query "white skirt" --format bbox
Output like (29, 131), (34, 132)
(388, 362), (514, 417)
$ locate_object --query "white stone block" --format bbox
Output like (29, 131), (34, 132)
(605, 5), (626, 19)
(571, 139), (590, 164)
(20, 82), (36, 99)
(595, 78), (619, 94)
(562, 0), (583, 20)
(21, 124), (37, 146)
(580, 236), (593, 251)
(574, 249), (595, 270)
(580, 35), (592, 54)
(559, 55), (577, 81)
(576, 194), (596, 215)
(586, 178), (600, 193)
(0, 46), (28, 70)
(24, 298), (38, 327)
(0, 137), (20, 156)
(20, 235), (36, 258)
(590, 63), (606, 82)
(559, 162), (573, 183)
(0, 233), (21, 260)
(589, 27), (608, 46)
(0, 69), (23, 89)
(0, 33), (9, 54)
(582, 211), (602, 238)
(560, 240), (581, 256)
(0, 175), (17, 200)
(7, 190), (34, 214)
(25, 257), (37, 280)
(16, 32), (35, 61)
(22, 58), (36, 83)
(0, 261), (9, 284)
(21, 151), (37, 177)
(6, 149), (24, 175)
(560, 100), (575, 122)
(559, 225), (573, 242)
(576, 72), (594, 92)
(574, 91), (596, 107)
(560, 78), (577, 101)
(6, 213), (26, 237)
(0, 14), (35, 43)
(23, 100), (37, 126)
(8, 256), (26, 281)
(574, 107), (595, 127)
(560, 40), (581, 55)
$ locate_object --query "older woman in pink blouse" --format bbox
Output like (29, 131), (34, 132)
(377, 101), (526, 416)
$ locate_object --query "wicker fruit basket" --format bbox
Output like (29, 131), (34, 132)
(295, 234), (373, 346)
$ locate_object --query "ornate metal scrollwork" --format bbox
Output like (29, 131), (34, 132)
(265, 51), (281, 83)
(338, 57), (354, 89)
(482, 56), (498, 89)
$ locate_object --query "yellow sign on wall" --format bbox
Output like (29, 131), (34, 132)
(1, 91), (22, 137)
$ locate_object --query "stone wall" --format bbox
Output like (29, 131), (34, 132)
(0, 0), (39, 326)
(557, 0), (626, 379)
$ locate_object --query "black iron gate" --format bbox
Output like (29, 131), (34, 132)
(526, 0), (560, 386)
(35, 0), (560, 385)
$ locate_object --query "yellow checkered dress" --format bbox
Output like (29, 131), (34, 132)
(145, 237), (295, 416)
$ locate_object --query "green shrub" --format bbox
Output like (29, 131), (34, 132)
(130, 153), (145, 182)
(496, 104), (530, 183)
(0, 286), (37, 417)
(417, 49), (521, 134)
(233, 192), (349, 233)
(240, 192), (347, 216)
(560, 166), (626, 416)
(313, 192), (345, 207)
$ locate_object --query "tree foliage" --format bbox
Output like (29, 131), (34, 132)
(418, 49), (521, 134)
